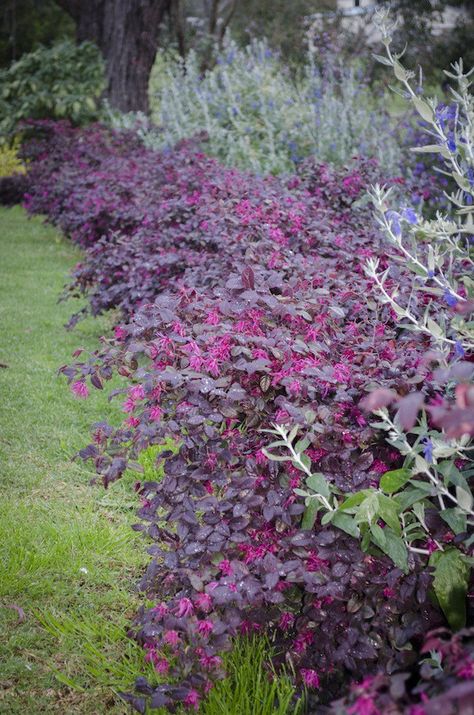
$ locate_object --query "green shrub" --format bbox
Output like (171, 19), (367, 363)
(0, 138), (26, 177)
(0, 40), (104, 138)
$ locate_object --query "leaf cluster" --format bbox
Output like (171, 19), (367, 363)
(0, 41), (104, 138)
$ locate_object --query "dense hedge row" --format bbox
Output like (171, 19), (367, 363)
(21, 121), (472, 713)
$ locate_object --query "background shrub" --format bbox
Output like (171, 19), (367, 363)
(0, 137), (27, 205)
(0, 0), (74, 68)
(141, 39), (402, 174)
(0, 40), (104, 138)
(0, 138), (26, 177)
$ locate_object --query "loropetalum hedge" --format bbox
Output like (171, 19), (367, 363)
(22, 121), (471, 713)
(21, 120), (386, 327)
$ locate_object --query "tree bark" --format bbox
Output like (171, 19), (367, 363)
(55, 0), (172, 113)
(170, 0), (186, 58)
(199, 0), (238, 73)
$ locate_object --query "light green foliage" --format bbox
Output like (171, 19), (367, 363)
(429, 548), (471, 630)
(263, 423), (410, 572)
(138, 440), (179, 482)
(0, 137), (26, 177)
(200, 637), (303, 715)
(367, 9), (474, 356)
(364, 11), (474, 628)
(148, 47), (181, 105)
(368, 409), (473, 537)
(139, 38), (402, 174)
(0, 40), (104, 138)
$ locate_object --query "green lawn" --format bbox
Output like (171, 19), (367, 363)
(0, 206), (150, 713)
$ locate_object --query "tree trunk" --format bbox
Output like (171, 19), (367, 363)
(199, 0), (238, 73)
(171, 0), (186, 58)
(55, 0), (172, 113)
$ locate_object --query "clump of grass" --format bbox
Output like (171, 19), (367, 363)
(137, 440), (179, 482)
(201, 637), (303, 715)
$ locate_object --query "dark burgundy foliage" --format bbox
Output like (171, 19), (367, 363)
(21, 120), (471, 712)
(0, 174), (28, 206)
(20, 120), (385, 326)
(327, 628), (474, 715)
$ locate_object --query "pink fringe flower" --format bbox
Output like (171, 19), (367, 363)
(301, 669), (320, 688)
(175, 597), (194, 618)
(218, 559), (233, 576)
(184, 689), (200, 711)
(197, 620), (214, 637)
(279, 611), (295, 630)
(163, 630), (180, 647)
(71, 380), (89, 399)
(194, 592), (213, 613)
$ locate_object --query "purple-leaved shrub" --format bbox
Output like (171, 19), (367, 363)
(20, 120), (470, 713)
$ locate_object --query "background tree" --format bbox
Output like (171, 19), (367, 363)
(434, 0), (474, 71)
(0, 0), (73, 67)
(54, 0), (173, 113)
(229, 0), (336, 64)
(169, 0), (239, 71)
(158, 1), (340, 69)
(3, 0), (473, 116)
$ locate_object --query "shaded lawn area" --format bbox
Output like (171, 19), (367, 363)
(0, 205), (150, 713)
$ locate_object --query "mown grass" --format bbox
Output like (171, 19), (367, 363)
(0, 205), (149, 713)
(0, 206), (302, 714)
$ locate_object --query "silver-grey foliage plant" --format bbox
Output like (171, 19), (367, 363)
(139, 37), (402, 174)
